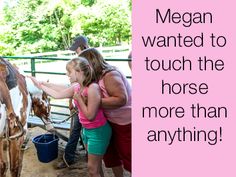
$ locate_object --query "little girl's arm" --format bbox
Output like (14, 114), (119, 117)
(74, 83), (101, 121)
(41, 82), (70, 91)
(102, 71), (128, 109)
(29, 76), (74, 99)
(41, 84), (74, 99)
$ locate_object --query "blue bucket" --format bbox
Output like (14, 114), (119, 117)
(32, 134), (59, 163)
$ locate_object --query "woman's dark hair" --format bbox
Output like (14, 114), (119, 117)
(79, 48), (115, 79)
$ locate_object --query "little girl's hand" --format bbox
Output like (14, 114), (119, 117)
(27, 76), (42, 89)
(73, 92), (88, 105)
(73, 92), (82, 101)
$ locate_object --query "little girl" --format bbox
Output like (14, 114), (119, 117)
(30, 57), (111, 177)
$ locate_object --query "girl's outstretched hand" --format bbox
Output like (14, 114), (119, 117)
(27, 76), (42, 89)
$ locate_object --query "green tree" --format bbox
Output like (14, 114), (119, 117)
(0, 0), (131, 55)
(72, 0), (131, 46)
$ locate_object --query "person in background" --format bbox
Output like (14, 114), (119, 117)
(79, 48), (131, 177)
(69, 35), (89, 55)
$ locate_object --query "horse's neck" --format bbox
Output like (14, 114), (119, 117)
(0, 104), (7, 135)
(9, 86), (23, 114)
(25, 77), (42, 95)
(10, 86), (31, 128)
(0, 85), (31, 135)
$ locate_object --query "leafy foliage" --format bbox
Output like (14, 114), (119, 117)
(0, 0), (131, 55)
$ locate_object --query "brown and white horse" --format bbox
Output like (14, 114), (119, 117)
(0, 58), (52, 177)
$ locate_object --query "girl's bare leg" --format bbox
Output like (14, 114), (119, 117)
(87, 154), (103, 177)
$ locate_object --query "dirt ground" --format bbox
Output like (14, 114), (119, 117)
(4, 127), (131, 177)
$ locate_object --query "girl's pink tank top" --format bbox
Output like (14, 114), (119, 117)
(74, 84), (106, 129)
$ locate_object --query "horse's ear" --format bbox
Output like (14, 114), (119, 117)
(0, 64), (9, 80)
(0, 59), (10, 75)
(42, 91), (49, 101)
(12, 64), (19, 70)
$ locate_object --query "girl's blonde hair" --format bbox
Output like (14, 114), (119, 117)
(66, 57), (97, 87)
(79, 48), (115, 80)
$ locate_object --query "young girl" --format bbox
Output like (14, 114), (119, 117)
(30, 57), (111, 177)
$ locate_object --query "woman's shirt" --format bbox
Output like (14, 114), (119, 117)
(99, 70), (131, 125)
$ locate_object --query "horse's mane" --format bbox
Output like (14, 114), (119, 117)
(0, 58), (18, 90)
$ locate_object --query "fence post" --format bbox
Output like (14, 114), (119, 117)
(31, 58), (36, 76)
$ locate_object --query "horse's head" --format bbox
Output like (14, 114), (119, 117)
(31, 91), (50, 120)
(25, 77), (53, 130)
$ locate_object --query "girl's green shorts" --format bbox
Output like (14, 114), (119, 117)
(82, 122), (111, 155)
